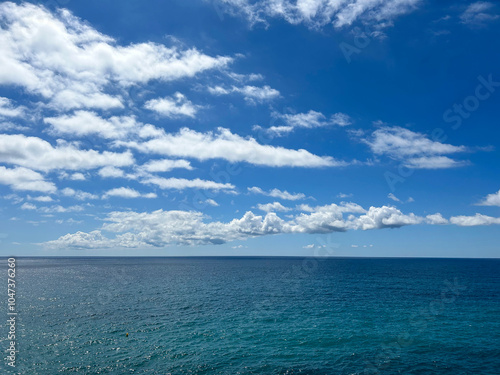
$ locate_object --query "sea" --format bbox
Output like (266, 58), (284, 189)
(1, 257), (499, 374)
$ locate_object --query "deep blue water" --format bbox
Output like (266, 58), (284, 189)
(0, 257), (499, 374)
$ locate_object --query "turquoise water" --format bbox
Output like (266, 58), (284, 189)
(1, 257), (499, 374)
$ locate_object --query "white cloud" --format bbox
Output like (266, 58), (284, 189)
(0, 122), (29, 133)
(363, 126), (469, 169)
(265, 110), (351, 136)
(21, 202), (85, 213)
(45, 111), (138, 139)
(205, 199), (219, 207)
(0, 2), (232, 110)
(425, 213), (448, 225)
(21, 202), (36, 210)
(337, 192), (353, 198)
(39, 205), (85, 214)
(144, 176), (235, 191)
(291, 202), (366, 233)
(28, 195), (54, 202)
(366, 126), (466, 157)
(0, 97), (25, 118)
(0, 134), (134, 171)
(0, 166), (56, 193)
(227, 72), (263, 82)
(208, 86), (230, 95)
(55, 218), (83, 225)
(388, 193), (401, 202)
(214, 0), (421, 29)
(98, 166), (125, 178)
(44, 209), (287, 248)
(295, 204), (315, 212)
(59, 172), (87, 181)
(42, 195), (500, 249)
(4, 193), (23, 204)
(43, 202), (424, 249)
(404, 156), (469, 169)
(349, 205), (423, 230)
(61, 188), (99, 201)
(248, 186), (306, 200)
(144, 93), (201, 118)
(208, 85), (280, 104)
(232, 244), (248, 249)
(103, 187), (157, 199)
(450, 213), (500, 226)
(119, 127), (341, 167)
(234, 85), (280, 103)
(140, 159), (193, 173)
(70, 173), (86, 181)
(50, 90), (124, 111)
(44, 230), (124, 249)
(476, 189), (500, 207)
(388, 194), (413, 204)
(460, 2), (499, 27)
(256, 201), (291, 212)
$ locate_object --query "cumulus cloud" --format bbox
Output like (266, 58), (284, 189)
(61, 188), (99, 201)
(263, 110), (351, 136)
(144, 93), (201, 118)
(44, 210), (287, 248)
(248, 186), (306, 200)
(213, 0), (421, 29)
(256, 201), (291, 212)
(28, 195), (53, 202)
(45, 111), (139, 139)
(0, 134), (134, 171)
(44, 230), (118, 249)
(363, 126), (469, 169)
(450, 213), (500, 226)
(0, 2), (231, 110)
(425, 213), (448, 225)
(350, 205), (423, 230)
(0, 166), (56, 193)
(119, 127), (341, 167)
(140, 159), (193, 173)
(208, 85), (280, 104)
(44, 202), (434, 249)
(59, 172), (87, 181)
(98, 167), (125, 178)
(103, 187), (157, 199)
(144, 176), (235, 191)
(21, 202), (36, 210)
(476, 189), (500, 207)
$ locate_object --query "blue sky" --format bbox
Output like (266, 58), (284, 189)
(0, 0), (499, 257)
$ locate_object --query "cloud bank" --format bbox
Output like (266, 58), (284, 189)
(44, 201), (496, 249)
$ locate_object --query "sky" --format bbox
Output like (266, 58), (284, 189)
(0, 0), (499, 257)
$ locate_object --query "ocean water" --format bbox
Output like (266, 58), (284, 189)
(1, 257), (499, 374)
